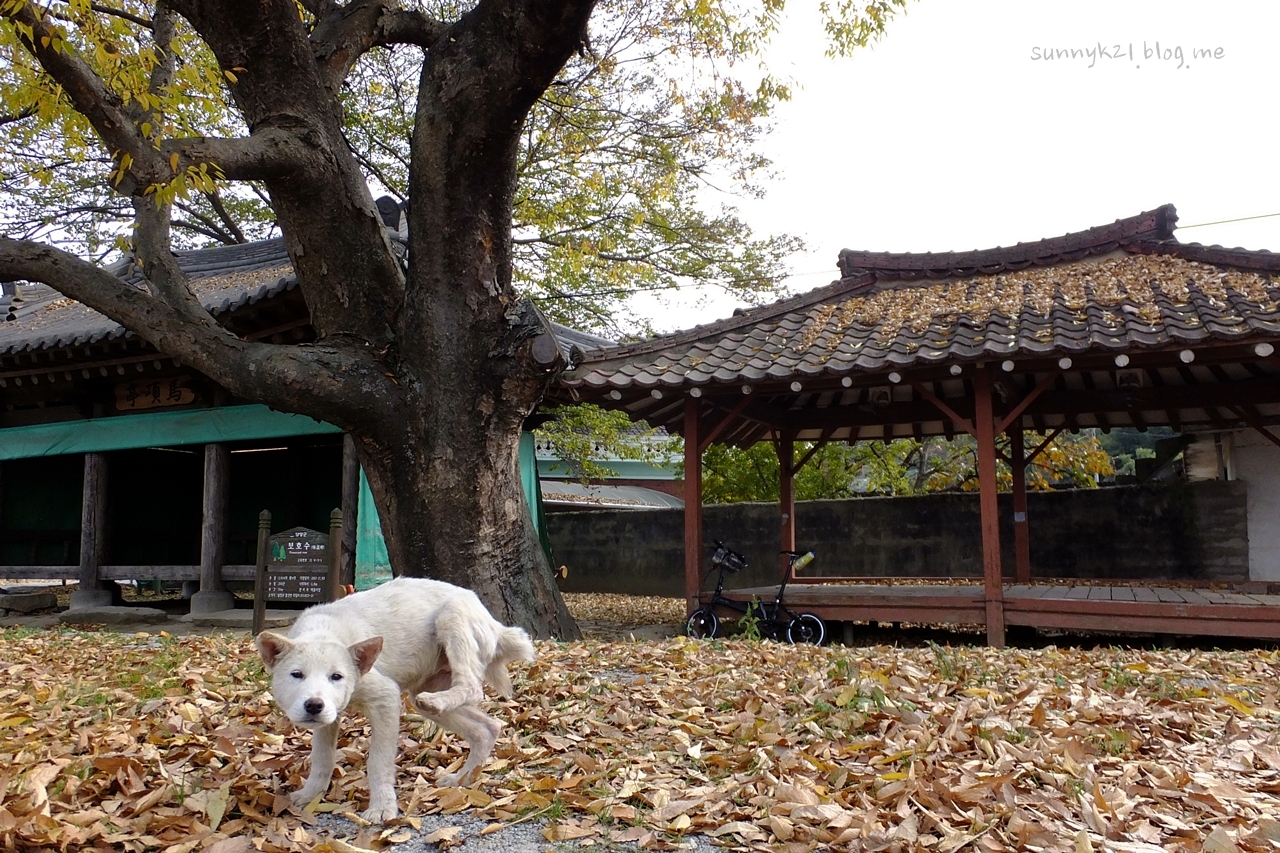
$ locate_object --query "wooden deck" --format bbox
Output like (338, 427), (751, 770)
(714, 582), (1280, 640)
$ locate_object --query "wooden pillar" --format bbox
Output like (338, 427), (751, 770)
(1009, 422), (1031, 584)
(341, 434), (360, 588)
(777, 434), (796, 577)
(69, 451), (112, 608)
(191, 443), (236, 614)
(683, 395), (704, 616)
(327, 508), (343, 602)
(973, 367), (1006, 648)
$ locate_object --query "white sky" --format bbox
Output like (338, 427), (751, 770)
(633, 0), (1280, 333)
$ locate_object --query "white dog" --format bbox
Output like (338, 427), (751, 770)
(255, 577), (536, 822)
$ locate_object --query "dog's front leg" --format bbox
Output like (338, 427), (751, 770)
(359, 678), (403, 823)
(292, 722), (338, 810)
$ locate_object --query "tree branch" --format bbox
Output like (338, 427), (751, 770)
(49, 0), (154, 29)
(0, 236), (400, 431)
(2, 3), (155, 183)
(160, 128), (312, 182)
(306, 1), (448, 94)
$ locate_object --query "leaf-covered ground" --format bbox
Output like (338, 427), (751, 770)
(3, 601), (1280, 852)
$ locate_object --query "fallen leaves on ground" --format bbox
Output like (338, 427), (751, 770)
(561, 593), (686, 626)
(2, 625), (1280, 852)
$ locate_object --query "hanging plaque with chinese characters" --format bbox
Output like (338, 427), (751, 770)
(114, 375), (198, 411)
(264, 527), (330, 602)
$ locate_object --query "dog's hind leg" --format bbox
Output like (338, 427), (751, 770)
(414, 604), (490, 716)
(422, 706), (503, 788)
(292, 723), (338, 810)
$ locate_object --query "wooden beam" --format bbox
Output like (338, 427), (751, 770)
(793, 431), (834, 473)
(199, 443), (229, 595)
(1009, 423), (1031, 584)
(973, 367), (1006, 648)
(911, 380), (976, 437)
(341, 434), (360, 588)
(996, 370), (1061, 434)
(78, 452), (109, 595)
(683, 396), (704, 616)
(1026, 427), (1066, 464)
(699, 394), (755, 453)
(1227, 405), (1280, 451)
(778, 434), (796, 579)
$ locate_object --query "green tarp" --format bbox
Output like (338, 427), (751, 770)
(0, 404), (340, 461)
(354, 470), (393, 590)
(354, 432), (552, 588)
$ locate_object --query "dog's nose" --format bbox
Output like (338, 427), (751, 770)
(304, 698), (325, 716)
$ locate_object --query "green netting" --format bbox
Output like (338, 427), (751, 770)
(354, 432), (550, 589)
(354, 469), (394, 590)
(520, 431), (554, 564)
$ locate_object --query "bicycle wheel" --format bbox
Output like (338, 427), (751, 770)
(686, 608), (720, 639)
(787, 613), (826, 645)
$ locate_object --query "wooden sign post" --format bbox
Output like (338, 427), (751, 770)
(252, 510), (343, 636)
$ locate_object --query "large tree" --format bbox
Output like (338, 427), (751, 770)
(0, 0), (904, 637)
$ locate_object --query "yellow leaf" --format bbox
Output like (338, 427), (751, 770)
(206, 780), (231, 831)
(1221, 694), (1254, 716)
(542, 823), (595, 841)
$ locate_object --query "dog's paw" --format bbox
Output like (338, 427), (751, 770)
(360, 802), (399, 823)
(414, 692), (446, 716)
(290, 789), (323, 811)
(436, 768), (475, 788)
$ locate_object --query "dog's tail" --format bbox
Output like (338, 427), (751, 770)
(485, 625), (536, 698)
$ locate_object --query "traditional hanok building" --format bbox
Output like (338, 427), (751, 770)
(0, 203), (599, 613)
(554, 205), (1280, 646)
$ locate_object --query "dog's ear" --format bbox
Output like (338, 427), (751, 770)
(349, 636), (384, 675)
(255, 632), (293, 668)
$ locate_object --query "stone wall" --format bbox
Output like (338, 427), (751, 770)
(547, 481), (1249, 597)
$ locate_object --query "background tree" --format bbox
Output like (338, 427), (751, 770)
(0, 0), (866, 335)
(534, 403), (678, 481)
(0, 0), (905, 636)
(699, 432), (1115, 504)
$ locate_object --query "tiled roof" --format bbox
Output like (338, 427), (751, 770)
(1, 232), (607, 360)
(561, 206), (1280, 394)
(0, 238), (296, 356)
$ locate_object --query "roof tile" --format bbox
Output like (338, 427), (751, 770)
(563, 206), (1280, 397)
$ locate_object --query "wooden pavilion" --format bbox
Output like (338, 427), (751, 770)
(554, 205), (1280, 646)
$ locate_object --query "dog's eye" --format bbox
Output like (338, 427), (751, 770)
(329, 672), (344, 682)
(290, 670), (304, 680)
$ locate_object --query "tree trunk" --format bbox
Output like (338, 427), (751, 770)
(353, 358), (578, 639)
(0, 0), (597, 639)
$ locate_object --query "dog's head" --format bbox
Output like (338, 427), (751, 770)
(255, 632), (384, 728)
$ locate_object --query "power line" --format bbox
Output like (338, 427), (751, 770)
(1178, 211), (1280, 229)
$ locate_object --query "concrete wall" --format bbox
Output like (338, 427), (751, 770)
(547, 481), (1249, 597)
(1226, 431), (1280, 581)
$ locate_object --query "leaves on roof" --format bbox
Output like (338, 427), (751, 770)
(799, 255), (1280, 351)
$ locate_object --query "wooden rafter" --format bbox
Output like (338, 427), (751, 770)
(698, 394), (754, 453)
(1227, 404), (1280, 451)
(911, 380), (976, 436)
(996, 369), (1061, 434)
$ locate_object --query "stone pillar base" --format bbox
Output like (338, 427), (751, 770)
(68, 588), (116, 610)
(189, 589), (236, 615)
